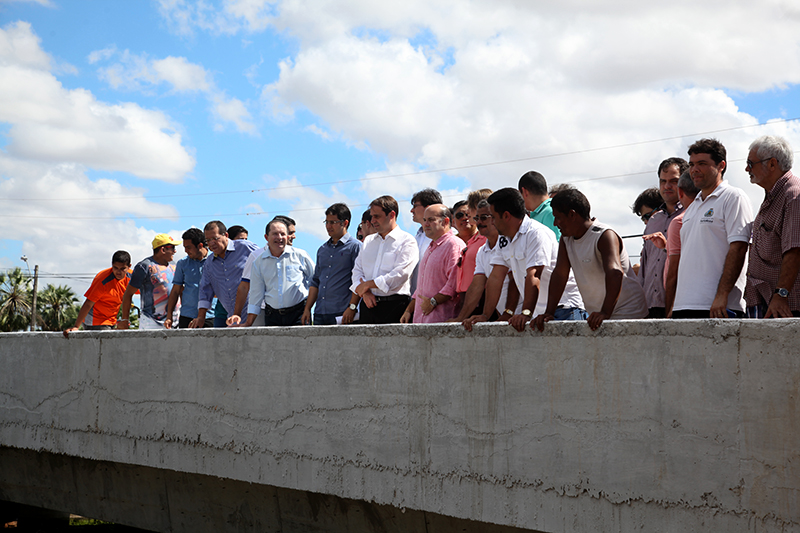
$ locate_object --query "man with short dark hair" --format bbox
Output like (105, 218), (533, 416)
(231, 215), (297, 326)
(744, 135), (800, 318)
(64, 251), (132, 336)
(673, 139), (754, 319)
(465, 188), (584, 332)
(400, 204), (461, 323)
(518, 170), (560, 239)
(165, 228), (215, 329)
(227, 225), (248, 240)
(344, 195), (419, 324)
(192, 220), (258, 328)
(118, 234), (182, 330)
(639, 157), (689, 317)
(454, 199), (520, 325)
(301, 203), (362, 325)
(533, 189), (647, 331)
(238, 219), (314, 327)
(272, 215), (296, 245)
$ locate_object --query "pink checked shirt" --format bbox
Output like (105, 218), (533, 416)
(413, 231), (461, 323)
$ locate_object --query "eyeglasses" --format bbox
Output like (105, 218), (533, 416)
(746, 158), (771, 169)
(323, 220), (344, 226)
(472, 214), (493, 222)
(640, 211), (654, 223)
(161, 245), (176, 252)
(454, 212), (471, 220)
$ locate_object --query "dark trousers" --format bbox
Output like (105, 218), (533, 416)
(647, 307), (666, 318)
(264, 300), (306, 327)
(178, 315), (214, 328)
(672, 309), (745, 319)
(359, 295), (410, 324)
(313, 313), (339, 325)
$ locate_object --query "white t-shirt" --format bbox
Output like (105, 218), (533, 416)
(674, 181), (754, 312)
(490, 217), (583, 316)
(474, 240), (523, 315)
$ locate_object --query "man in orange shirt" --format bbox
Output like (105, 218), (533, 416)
(63, 251), (132, 336)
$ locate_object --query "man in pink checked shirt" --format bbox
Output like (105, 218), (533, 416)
(400, 204), (461, 324)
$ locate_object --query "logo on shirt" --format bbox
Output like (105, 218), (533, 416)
(498, 236), (509, 249)
(704, 208), (714, 217)
(701, 207), (714, 224)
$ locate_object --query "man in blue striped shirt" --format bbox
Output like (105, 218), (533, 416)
(302, 203), (362, 325)
(192, 220), (259, 328)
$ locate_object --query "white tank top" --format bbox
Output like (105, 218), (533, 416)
(563, 221), (648, 319)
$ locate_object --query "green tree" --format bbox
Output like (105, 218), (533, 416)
(0, 268), (33, 332)
(38, 284), (79, 331)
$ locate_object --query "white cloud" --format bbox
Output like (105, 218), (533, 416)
(92, 49), (256, 134)
(157, 0), (800, 258)
(0, 22), (195, 181)
(213, 94), (256, 133)
(0, 154), (182, 295)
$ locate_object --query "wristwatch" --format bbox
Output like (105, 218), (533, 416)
(429, 297), (438, 308)
(775, 288), (790, 298)
(521, 309), (532, 317)
(349, 303), (358, 310)
(503, 308), (514, 316)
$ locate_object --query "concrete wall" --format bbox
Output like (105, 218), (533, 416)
(0, 320), (798, 532)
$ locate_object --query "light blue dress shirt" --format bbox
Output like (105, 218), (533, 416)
(248, 246), (315, 314)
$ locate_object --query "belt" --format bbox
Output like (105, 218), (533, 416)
(373, 294), (409, 303)
(265, 300), (307, 315)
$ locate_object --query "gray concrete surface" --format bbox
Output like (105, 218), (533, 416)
(0, 320), (798, 532)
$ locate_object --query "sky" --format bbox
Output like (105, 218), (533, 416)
(2, 0), (800, 298)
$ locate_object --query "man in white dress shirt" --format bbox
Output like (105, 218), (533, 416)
(343, 195), (419, 324)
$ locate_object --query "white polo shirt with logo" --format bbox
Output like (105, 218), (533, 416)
(673, 180), (754, 312)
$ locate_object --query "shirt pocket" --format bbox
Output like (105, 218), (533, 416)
(285, 263), (304, 284)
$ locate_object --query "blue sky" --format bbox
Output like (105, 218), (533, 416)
(2, 0), (800, 296)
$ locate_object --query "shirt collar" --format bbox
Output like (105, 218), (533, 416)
(699, 180), (730, 201)
(531, 198), (551, 216)
(328, 232), (353, 247)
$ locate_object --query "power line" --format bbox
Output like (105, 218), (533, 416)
(2, 116), (798, 204)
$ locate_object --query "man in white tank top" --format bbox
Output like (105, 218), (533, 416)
(532, 188), (647, 331)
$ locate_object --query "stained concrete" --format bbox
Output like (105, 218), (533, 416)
(0, 320), (798, 532)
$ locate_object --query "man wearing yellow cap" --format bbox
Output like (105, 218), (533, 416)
(118, 233), (181, 330)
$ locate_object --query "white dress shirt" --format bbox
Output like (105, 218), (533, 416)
(351, 226), (419, 297)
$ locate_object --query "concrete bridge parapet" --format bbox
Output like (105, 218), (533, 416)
(0, 320), (798, 532)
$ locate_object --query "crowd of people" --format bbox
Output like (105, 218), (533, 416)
(63, 134), (800, 337)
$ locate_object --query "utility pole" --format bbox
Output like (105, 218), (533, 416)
(30, 265), (38, 331)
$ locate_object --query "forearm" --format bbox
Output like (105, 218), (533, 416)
(166, 286), (182, 319)
(600, 269), (624, 316)
(304, 286), (319, 313)
(664, 256), (680, 316)
(234, 281), (249, 317)
(776, 248), (800, 291)
(73, 300), (94, 329)
(714, 242), (748, 302)
(455, 277), (486, 321)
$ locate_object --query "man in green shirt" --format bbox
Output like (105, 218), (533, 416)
(518, 170), (560, 240)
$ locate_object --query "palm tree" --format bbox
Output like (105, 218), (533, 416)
(0, 268), (33, 332)
(38, 284), (79, 331)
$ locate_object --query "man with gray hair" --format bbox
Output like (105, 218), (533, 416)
(744, 135), (800, 317)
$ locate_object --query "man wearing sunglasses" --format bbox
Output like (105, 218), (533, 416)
(118, 233), (181, 330)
